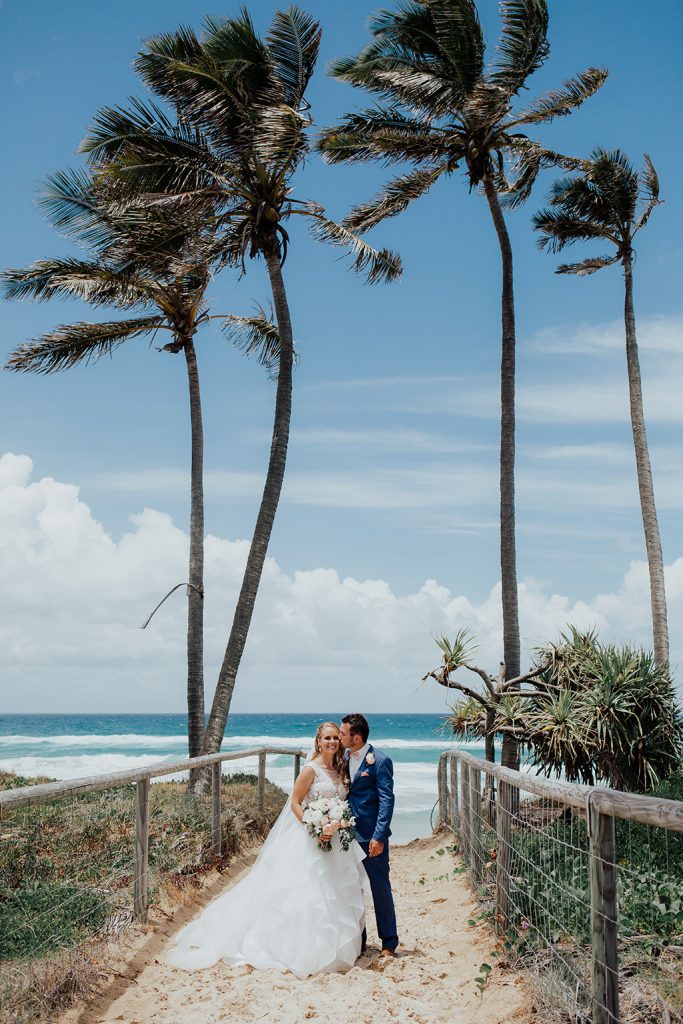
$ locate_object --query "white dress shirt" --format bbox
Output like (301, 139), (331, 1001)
(349, 742), (370, 781)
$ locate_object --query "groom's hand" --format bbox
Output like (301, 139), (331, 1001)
(369, 839), (384, 857)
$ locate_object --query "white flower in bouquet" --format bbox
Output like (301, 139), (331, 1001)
(302, 797), (356, 852)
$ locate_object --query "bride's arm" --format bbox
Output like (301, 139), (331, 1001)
(290, 764), (315, 823)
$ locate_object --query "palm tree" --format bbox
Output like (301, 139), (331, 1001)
(318, 0), (606, 769)
(533, 149), (669, 667)
(2, 165), (279, 758)
(80, 7), (402, 764)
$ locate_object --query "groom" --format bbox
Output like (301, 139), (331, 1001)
(340, 713), (398, 959)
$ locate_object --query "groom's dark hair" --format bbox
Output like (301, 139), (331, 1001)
(342, 713), (370, 743)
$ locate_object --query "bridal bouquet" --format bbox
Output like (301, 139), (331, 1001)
(302, 797), (356, 852)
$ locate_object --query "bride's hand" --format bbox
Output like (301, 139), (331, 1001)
(321, 822), (341, 840)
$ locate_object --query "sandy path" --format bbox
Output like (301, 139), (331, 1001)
(64, 834), (529, 1024)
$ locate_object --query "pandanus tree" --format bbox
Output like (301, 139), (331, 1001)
(2, 164), (278, 758)
(80, 6), (402, 764)
(318, 0), (606, 769)
(533, 150), (669, 667)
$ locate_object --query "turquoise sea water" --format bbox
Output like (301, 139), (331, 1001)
(0, 713), (488, 843)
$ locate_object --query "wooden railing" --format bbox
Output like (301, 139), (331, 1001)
(437, 750), (683, 1024)
(0, 746), (306, 922)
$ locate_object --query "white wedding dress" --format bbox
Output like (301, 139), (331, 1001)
(167, 761), (367, 977)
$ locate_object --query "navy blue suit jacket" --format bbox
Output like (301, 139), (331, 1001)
(346, 744), (395, 843)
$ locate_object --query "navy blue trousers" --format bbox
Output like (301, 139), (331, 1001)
(359, 841), (398, 951)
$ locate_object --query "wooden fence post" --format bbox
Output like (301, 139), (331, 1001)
(589, 803), (620, 1024)
(294, 752), (301, 786)
(449, 754), (458, 829)
(134, 778), (150, 920)
(495, 779), (512, 935)
(461, 762), (471, 865)
(257, 751), (266, 813)
(211, 762), (222, 856)
(470, 765), (483, 882)
(437, 754), (448, 827)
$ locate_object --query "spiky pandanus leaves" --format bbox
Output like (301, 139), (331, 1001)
(534, 151), (669, 669)
(320, 2), (606, 738)
(518, 631), (682, 791)
(446, 696), (488, 741)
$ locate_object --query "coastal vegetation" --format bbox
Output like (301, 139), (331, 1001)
(431, 628), (683, 792)
(456, 769), (683, 1022)
(0, 769), (286, 1020)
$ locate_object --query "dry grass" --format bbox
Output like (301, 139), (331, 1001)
(0, 769), (287, 1023)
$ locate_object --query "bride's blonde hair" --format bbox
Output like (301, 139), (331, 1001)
(310, 721), (347, 779)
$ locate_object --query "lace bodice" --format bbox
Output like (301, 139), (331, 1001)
(303, 761), (348, 804)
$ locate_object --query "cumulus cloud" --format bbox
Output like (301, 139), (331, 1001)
(1, 452), (681, 715)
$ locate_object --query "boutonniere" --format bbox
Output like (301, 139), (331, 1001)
(365, 752), (375, 765)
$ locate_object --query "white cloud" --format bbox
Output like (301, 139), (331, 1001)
(297, 313), (683, 425)
(529, 313), (683, 355)
(1, 453), (681, 715)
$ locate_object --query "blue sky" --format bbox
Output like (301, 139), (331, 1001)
(2, 1), (683, 712)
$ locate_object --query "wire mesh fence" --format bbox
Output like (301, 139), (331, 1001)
(438, 751), (683, 1024)
(0, 748), (303, 1024)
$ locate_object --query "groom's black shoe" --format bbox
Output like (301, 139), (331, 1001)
(361, 928), (367, 954)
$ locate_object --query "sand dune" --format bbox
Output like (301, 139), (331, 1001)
(60, 834), (529, 1024)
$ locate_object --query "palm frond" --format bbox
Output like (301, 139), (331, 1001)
(330, 32), (460, 116)
(429, 0), (485, 96)
(496, 139), (578, 208)
(304, 207), (402, 283)
(368, 1), (443, 61)
(1, 258), (158, 309)
(82, 102), (222, 204)
(134, 20), (265, 153)
(634, 152), (662, 234)
(370, 66), (461, 118)
(533, 207), (610, 252)
(266, 6), (321, 107)
(343, 165), (448, 232)
(38, 169), (117, 253)
(5, 316), (168, 374)
(489, 0), (549, 97)
(641, 152), (660, 204)
(221, 303), (282, 378)
(250, 103), (309, 166)
(318, 107), (448, 166)
(510, 67), (608, 126)
(556, 254), (619, 276)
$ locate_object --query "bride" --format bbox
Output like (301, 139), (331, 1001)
(167, 722), (367, 976)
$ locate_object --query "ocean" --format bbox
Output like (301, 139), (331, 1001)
(0, 713), (487, 844)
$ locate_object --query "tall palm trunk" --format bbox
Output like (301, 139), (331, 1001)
(201, 247), (294, 764)
(483, 174), (520, 774)
(622, 251), (669, 666)
(183, 334), (205, 758)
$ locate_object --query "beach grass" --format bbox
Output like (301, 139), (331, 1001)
(0, 769), (287, 1021)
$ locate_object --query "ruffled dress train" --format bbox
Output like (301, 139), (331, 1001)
(167, 763), (366, 977)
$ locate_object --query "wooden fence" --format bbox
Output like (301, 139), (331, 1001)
(0, 746), (305, 922)
(437, 750), (683, 1024)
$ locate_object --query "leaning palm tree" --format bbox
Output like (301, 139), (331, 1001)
(534, 149), (669, 667)
(2, 165), (279, 758)
(80, 7), (402, 763)
(318, 0), (606, 769)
